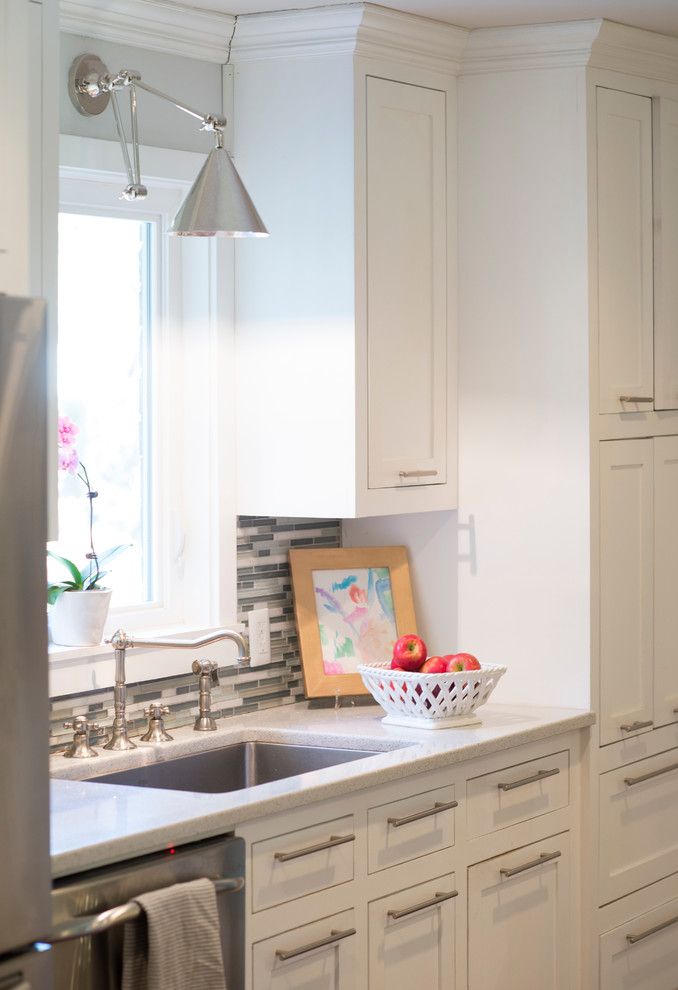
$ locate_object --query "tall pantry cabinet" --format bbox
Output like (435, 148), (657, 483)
(457, 19), (678, 989)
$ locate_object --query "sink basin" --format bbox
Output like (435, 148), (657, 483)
(92, 740), (383, 794)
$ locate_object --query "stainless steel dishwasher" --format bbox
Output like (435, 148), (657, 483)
(49, 834), (245, 990)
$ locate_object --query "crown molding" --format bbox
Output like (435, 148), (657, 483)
(232, 3), (469, 75)
(59, 0), (235, 64)
(463, 18), (678, 81)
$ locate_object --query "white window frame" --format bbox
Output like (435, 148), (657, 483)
(49, 135), (239, 696)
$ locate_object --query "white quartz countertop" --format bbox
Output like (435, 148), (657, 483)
(50, 701), (594, 879)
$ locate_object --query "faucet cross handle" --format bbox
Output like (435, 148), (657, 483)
(192, 658), (220, 686)
(63, 715), (100, 759)
(140, 704), (173, 743)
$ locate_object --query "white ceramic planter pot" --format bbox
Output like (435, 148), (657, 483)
(49, 589), (113, 647)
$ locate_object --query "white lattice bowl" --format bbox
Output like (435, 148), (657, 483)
(357, 661), (507, 729)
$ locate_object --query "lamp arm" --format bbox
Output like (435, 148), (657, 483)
(118, 73), (226, 133)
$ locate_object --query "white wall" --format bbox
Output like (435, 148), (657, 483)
(60, 32), (223, 154)
(457, 66), (591, 709)
(343, 511), (459, 656)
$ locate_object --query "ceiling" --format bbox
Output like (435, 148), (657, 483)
(193, 0), (678, 38)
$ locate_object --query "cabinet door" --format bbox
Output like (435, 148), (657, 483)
(599, 439), (654, 745)
(366, 76), (447, 489)
(468, 834), (571, 990)
(600, 893), (678, 990)
(653, 99), (678, 410)
(654, 436), (678, 727)
(368, 874), (456, 990)
(252, 909), (357, 990)
(596, 88), (654, 414)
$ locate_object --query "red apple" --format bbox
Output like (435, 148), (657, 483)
(421, 655), (447, 674)
(392, 634), (427, 672)
(445, 652), (481, 672)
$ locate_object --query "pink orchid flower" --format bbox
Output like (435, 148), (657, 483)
(58, 415), (80, 448)
(58, 447), (80, 475)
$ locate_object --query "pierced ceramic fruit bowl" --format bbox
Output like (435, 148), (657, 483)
(357, 661), (507, 729)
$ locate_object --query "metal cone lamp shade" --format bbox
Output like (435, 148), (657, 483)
(171, 143), (268, 237)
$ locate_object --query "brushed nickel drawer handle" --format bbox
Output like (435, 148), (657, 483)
(624, 760), (678, 787)
(387, 890), (458, 920)
(497, 767), (560, 791)
(275, 927), (356, 960)
(500, 850), (561, 878)
(620, 720), (654, 733)
(387, 799), (458, 828)
(619, 396), (654, 403)
(626, 914), (678, 944)
(399, 470), (439, 478)
(274, 833), (355, 862)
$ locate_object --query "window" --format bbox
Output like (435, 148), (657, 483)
(56, 211), (156, 607)
(49, 137), (237, 676)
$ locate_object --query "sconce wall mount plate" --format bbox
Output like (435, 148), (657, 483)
(69, 53), (112, 117)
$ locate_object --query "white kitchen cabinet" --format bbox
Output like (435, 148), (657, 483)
(653, 98), (678, 411)
(600, 891), (678, 990)
(252, 909), (357, 990)
(596, 88), (654, 415)
(653, 435), (678, 728)
(233, 8), (461, 518)
(366, 78), (448, 491)
(467, 834), (572, 990)
(599, 439), (654, 745)
(368, 874), (457, 990)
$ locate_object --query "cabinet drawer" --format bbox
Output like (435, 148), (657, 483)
(368, 874), (457, 990)
(466, 750), (569, 836)
(253, 908), (357, 990)
(368, 784), (456, 873)
(601, 893), (678, 989)
(251, 816), (355, 913)
(599, 748), (678, 903)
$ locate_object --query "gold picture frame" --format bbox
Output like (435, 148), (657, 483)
(289, 546), (418, 699)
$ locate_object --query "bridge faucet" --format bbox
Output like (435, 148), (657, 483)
(104, 628), (250, 751)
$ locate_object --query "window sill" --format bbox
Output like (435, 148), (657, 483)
(48, 622), (244, 699)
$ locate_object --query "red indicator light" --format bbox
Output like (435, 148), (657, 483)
(168, 847), (176, 855)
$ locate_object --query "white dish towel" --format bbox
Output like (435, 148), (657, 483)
(122, 878), (227, 990)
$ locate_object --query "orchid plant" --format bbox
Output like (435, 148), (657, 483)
(47, 416), (129, 605)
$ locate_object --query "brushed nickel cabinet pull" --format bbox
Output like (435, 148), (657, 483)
(620, 720), (654, 733)
(500, 850), (561, 878)
(624, 760), (678, 787)
(275, 927), (356, 960)
(497, 767), (560, 791)
(626, 914), (678, 944)
(619, 396), (654, 403)
(387, 890), (458, 920)
(274, 833), (355, 862)
(398, 470), (439, 478)
(387, 799), (458, 828)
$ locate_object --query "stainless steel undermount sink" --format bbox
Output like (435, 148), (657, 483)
(92, 740), (384, 795)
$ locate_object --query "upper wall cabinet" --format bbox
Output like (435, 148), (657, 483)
(233, 7), (465, 518)
(596, 88), (678, 415)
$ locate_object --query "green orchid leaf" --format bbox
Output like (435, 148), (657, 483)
(79, 545), (130, 584)
(47, 584), (66, 605)
(47, 551), (84, 588)
(84, 571), (109, 591)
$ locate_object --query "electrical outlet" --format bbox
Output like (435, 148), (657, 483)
(248, 607), (271, 666)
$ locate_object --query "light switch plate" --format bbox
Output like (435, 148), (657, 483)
(248, 606), (271, 666)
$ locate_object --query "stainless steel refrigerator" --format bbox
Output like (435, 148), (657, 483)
(0, 295), (53, 987)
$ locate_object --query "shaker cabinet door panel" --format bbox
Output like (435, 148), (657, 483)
(596, 88), (654, 414)
(252, 910), (357, 990)
(653, 435), (678, 728)
(366, 76), (447, 490)
(368, 874), (457, 990)
(599, 439), (654, 746)
(653, 98), (678, 411)
(468, 834), (571, 990)
(600, 893), (678, 990)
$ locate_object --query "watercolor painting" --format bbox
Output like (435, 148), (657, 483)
(311, 567), (398, 675)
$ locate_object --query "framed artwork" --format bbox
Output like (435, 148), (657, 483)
(289, 546), (418, 698)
